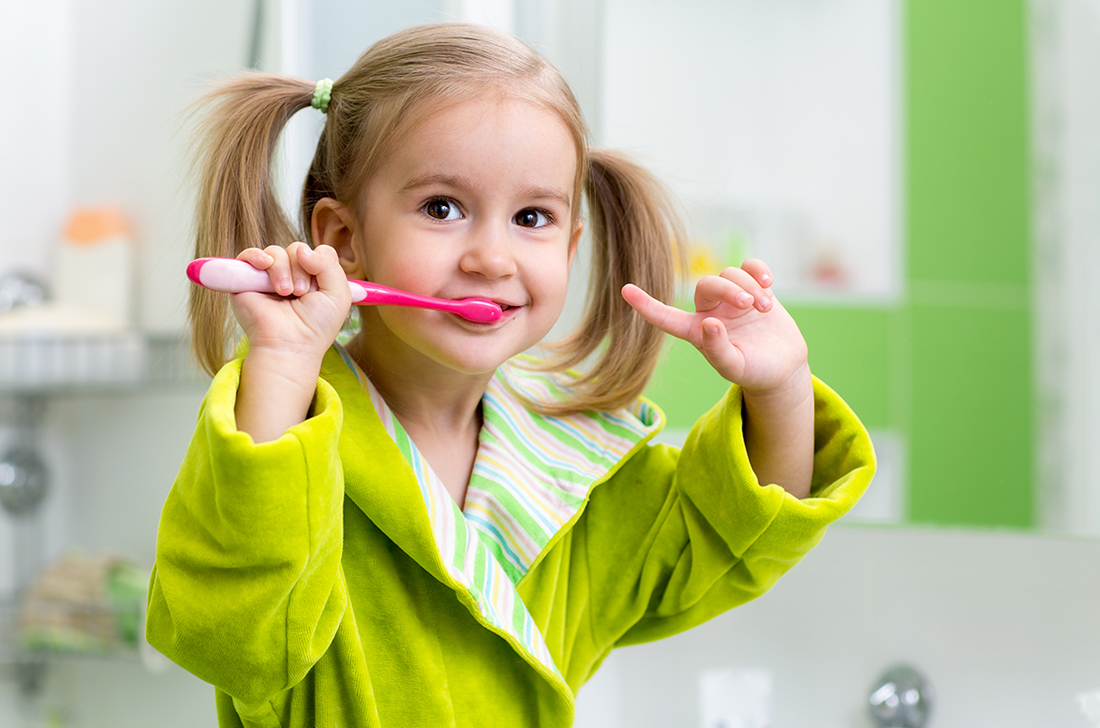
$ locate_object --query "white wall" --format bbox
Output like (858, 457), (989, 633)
(600, 0), (902, 304)
(68, 0), (267, 333)
(575, 524), (1100, 728)
(1032, 0), (1100, 536)
(0, 0), (262, 333)
(0, 0), (73, 284)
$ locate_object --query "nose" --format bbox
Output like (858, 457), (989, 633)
(459, 226), (517, 279)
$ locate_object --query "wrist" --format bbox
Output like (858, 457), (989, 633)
(236, 347), (326, 442)
(246, 344), (324, 384)
(741, 363), (814, 499)
(741, 363), (813, 414)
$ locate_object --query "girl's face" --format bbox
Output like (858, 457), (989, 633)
(350, 96), (581, 378)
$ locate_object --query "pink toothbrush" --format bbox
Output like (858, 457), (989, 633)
(186, 257), (503, 323)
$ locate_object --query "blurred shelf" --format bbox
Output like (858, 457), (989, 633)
(0, 332), (209, 397)
(0, 594), (142, 666)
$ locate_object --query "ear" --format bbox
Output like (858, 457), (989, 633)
(567, 219), (583, 268)
(311, 198), (366, 279)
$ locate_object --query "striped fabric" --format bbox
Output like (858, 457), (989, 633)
(466, 363), (660, 583)
(334, 347), (661, 677)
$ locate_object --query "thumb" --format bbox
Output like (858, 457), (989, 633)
(699, 317), (745, 383)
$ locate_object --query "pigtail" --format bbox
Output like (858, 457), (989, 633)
(535, 148), (685, 415)
(186, 73), (317, 376)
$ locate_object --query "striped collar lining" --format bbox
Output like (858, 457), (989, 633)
(467, 362), (661, 583)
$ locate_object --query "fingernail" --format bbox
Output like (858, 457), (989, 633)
(757, 296), (771, 309)
(294, 279), (308, 295)
(704, 322), (720, 336)
(736, 293), (753, 307)
(278, 278), (293, 294)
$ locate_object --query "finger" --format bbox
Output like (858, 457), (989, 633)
(720, 266), (772, 312)
(739, 258), (774, 289)
(256, 245), (295, 296)
(299, 244), (350, 300)
(621, 284), (696, 341)
(286, 242), (314, 296)
(238, 246), (274, 270)
(694, 274), (755, 313)
(699, 317), (746, 382)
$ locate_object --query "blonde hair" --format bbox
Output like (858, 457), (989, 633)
(188, 23), (682, 415)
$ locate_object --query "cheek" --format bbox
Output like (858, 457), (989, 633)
(369, 247), (444, 290)
(534, 257), (573, 310)
(390, 263), (435, 290)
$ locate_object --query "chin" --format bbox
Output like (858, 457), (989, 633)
(430, 326), (550, 370)
(427, 340), (533, 375)
(442, 349), (516, 374)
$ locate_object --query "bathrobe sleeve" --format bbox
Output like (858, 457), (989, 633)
(576, 375), (874, 650)
(146, 358), (349, 709)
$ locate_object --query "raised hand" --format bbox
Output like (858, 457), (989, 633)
(621, 259), (808, 398)
(230, 242), (353, 443)
(623, 259), (814, 496)
(230, 242), (353, 361)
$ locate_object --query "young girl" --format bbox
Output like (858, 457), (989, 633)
(148, 23), (874, 728)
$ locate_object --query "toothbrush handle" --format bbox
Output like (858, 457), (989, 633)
(188, 256), (360, 298)
(188, 257), (443, 305)
(343, 281), (504, 323)
(349, 280), (464, 311)
(187, 257), (502, 323)
(187, 257), (279, 293)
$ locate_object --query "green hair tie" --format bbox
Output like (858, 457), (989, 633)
(312, 78), (333, 113)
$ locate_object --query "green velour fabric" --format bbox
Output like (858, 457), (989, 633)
(147, 346), (875, 727)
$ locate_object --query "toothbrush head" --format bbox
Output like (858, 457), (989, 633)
(450, 298), (504, 323)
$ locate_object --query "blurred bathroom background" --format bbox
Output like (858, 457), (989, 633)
(1, 0), (1099, 726)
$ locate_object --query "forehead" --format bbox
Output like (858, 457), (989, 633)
(376, 96), (580, 198)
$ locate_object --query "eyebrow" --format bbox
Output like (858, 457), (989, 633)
(401, 173), (572, 209)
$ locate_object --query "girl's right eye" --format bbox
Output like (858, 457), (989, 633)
(423, 198), (462, 221)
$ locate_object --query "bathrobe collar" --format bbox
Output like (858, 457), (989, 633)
(321, 346), (662, 681)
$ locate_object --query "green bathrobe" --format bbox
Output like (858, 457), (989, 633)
(147, 346), (874, 728)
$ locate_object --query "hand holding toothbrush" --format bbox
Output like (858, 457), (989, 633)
(188, 254), (502, 323)
(220, 243), (355, 442)
(190, 245), (504, 384)
(190, 244), (505, 443)
(224, 244), (355, 364)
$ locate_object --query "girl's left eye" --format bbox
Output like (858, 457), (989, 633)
(514, 208), (552, 228)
